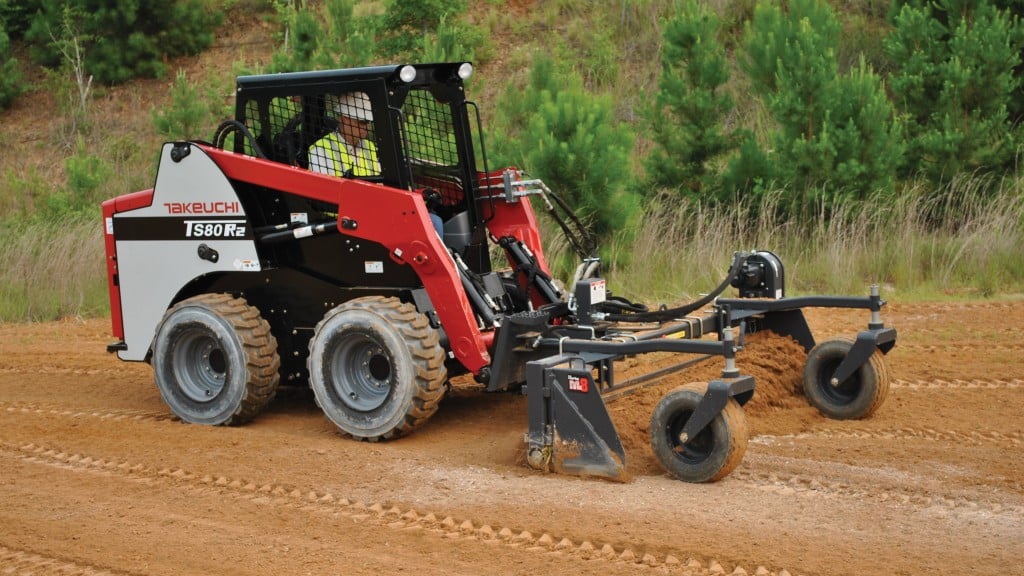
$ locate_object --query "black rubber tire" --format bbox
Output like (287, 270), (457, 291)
(803, 337), (890, 420)
(152, 293), (280, 425)
(307, 296), (447, 441)
(649, 382), (749, 483)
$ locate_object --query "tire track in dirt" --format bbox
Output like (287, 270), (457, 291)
(6, 395), (1021, 518)
(0, 367), (128, 376)
(0, 544), (137, 576)
(0, 442), (798, 576)
(894, 343), (1024, 353)
(732, 456), (1024, 520)
(753, 425), (1022, 446)
(0, 401), (174, 423)
(890, 378), (1022, 390)
(890, 301), (1024, 313)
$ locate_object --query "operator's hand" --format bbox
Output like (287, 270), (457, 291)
(422, 188), (443, 210)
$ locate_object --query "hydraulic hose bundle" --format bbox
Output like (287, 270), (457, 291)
(599, 252), (751, 323)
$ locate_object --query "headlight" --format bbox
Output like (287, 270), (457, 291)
(399, 65), (417, 83)
(457, 63), (473, 80)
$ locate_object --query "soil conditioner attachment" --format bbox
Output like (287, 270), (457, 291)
(102, 63), (897, 483)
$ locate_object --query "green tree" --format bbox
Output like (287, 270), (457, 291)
(645, 0), (737, 198)
(490, 55), (564, 168)
(64, 135), (111, 207)
(422, 13), (473, 63)
(318, 0), (374, 69)
(152, 69), (210, 140)
(269, 0), (373, 73)
(0, 18), (23, 109)
(741, 0), (901, 201)
(269, 3), (323, 72)
(885, 0), (1021, 181)
(377, 0), (467, 59)
(26, 0), (221, 85)
(512, 61), (638, 241)
(0, 0), (37, 39)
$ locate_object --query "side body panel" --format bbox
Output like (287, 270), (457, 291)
(110, 143), (262, 361)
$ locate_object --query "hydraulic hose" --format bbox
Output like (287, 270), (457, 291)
(601, 252), (750, 323)
(211, 120), (266, 159)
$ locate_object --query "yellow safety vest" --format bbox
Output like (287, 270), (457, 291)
(310, 132), (379, 177)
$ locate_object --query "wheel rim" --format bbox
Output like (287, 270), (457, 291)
(816, 357), (860, 405)
(172, 327), (228, 403)
(665, 409), (714, 464)
(327, 331), (394, 412)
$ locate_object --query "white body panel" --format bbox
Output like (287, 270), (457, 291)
(112, 144), (261, 361)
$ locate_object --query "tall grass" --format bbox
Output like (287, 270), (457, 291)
(1, 0), (1021, 320)
(541, 175), (1024, 304)
(1, 176), (1021, 322)
(0, 214), (108, 322)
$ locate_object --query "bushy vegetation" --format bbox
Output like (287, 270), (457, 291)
(268, 0), (375, 72)
(0, 18), (22, 110)
(740, 0), (903, 202)
(492, 55), (639, 244)
(885, 0), (1022, 182)
(644, 0), (737, 198)
(1, 0), (1023, 321)
(19, 0), (221, 85)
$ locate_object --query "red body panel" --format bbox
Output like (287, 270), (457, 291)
(102, 189), (155, 340)
(202, 145), (494, 373)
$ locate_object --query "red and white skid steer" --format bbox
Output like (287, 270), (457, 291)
(102, 63), (897, 482)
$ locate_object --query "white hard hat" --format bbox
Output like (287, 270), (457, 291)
(334, 92), (373, 122)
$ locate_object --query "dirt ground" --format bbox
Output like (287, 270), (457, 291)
(1, 299), (1022, 576)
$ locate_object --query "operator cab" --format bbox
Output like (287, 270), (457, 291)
(232, 62), (489, 266)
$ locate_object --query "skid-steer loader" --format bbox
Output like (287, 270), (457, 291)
(102, 62), (897, 483)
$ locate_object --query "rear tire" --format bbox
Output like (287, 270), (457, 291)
(803, 337), (889, 420)
(649, 383), (749, 483)
(152, 293), (280, 425)
(307, 296), (447, 441)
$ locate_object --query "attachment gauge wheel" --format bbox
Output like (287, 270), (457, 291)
(649, 382), (749, 483)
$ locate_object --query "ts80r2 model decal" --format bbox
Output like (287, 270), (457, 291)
(186, 219), (247, 238)
(112, 217), (253, 241)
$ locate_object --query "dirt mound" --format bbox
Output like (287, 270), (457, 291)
(608, 331), (811, 477)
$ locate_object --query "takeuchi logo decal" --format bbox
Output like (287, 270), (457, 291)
(164, 201), (241, 215)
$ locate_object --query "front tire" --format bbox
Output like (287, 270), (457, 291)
(152, 293), (280, 425)
(803, 337), (890, 420)
(649, 383), (749, 483)
(307, 296), (447, 441)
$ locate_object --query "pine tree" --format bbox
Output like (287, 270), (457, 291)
(25, 0), (221, 85)
(318, 0), (374, 69)
(152, 70), (209, 140)
(521, 72), (638, 240)
(269, 5), (323, 73)
(743, 0), (841, 190)
(0, 18), (23, 109)
(885, 0), (1021, 181)
(378, 0), (467, 59)
(269, 0), (374, 73)
(741, 0), (901, 201)
(645, 0), (736, 198)
(489, 55), (563, 168)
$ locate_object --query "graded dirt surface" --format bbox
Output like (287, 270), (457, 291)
(1, 300), (1022, 575)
